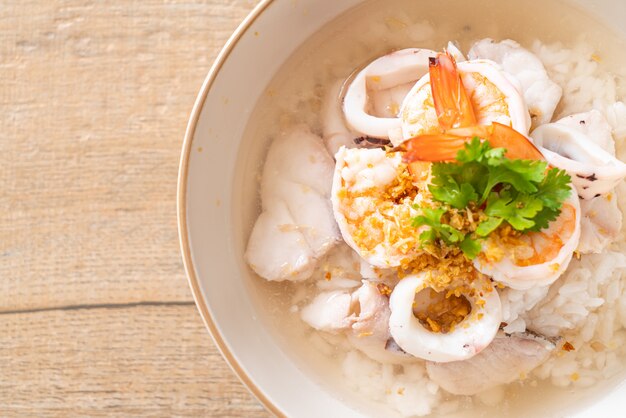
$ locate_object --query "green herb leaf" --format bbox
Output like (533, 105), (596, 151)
(527, 167), (572, 231)
(482, 160), (544, 196)
(455, 137), (493, 163)
(411, 139), (572, 259)
(483, 147), (507, 165)
(412, 207), (445, 228)
(484, 191), (543, 231)
(428, 166), (478, 209)
(419, 228), (437, 246)
(459, 236), (482, 260)
(535, 167), (572, 210)
(475, 216), (504, 237)
(412, 207), (465, 246)
(530, 207), (561, 232)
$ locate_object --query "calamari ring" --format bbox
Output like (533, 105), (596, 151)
(389, 272), (502, 362)
(343, 48), (437, 139)
(532, 123), (626, 200)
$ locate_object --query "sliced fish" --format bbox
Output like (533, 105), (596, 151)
(426, 331), (557, 395)
(246, 126), (340, 281)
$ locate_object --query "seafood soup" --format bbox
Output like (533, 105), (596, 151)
(235, 0), (626, 416)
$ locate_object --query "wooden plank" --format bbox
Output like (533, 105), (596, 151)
(0, 304), (271, 417)
(1, 1), (271, 415)
(0, 0), (258, 310)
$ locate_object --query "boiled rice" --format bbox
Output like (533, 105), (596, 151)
(294, 39), (626, 417)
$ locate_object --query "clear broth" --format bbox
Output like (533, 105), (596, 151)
(233, 0), (626, 416)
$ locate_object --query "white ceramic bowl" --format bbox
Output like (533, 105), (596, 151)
(178, 1), (626, 416)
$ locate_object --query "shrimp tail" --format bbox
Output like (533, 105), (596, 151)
(401, 123), (545, 163)
(482, 122), (544, 161)
(401, 133), (469, 162)
(401, 50), (544, 164)
(429, 51), (477, 130)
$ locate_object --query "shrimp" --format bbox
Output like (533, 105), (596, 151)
(398, 51), (581, 290)
(388, 272), (502, 362)
(473, 189), (581, 290)
(331, 146), (424, 267)
(400, 52), (530, 145)
(398, 52), (543, 162)
(399, 122), (544, 163)
(343, 48), (437, 139)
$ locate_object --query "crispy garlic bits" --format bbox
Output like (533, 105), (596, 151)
(331, 146), (425, 268)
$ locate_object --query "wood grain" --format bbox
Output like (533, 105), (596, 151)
(0, 304), (269, 417)
(0, 0), (270, 415)
(0, 0), (258, 311)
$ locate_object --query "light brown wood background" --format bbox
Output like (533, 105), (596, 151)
(1, 1), (271, 416)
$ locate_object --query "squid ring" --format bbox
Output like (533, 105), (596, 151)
(389, 272), (501, 363)
(532, 123), (626, 200)
(343, 48), (437, 139)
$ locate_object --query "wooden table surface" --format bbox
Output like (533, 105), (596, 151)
(1, 1), (271, 416)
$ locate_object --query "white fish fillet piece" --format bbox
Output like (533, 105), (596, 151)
(301, 281), (413, 363)
(347, 281), (415, 364)
(426, 332), (556, 395)
(578, 193), (622, 254)
(246, 126), (340, 281)
(262, 178), (338, 253)
(246, 200), (316, 281)
(301, 290), (353, 332)
(262, 126), (335, 196)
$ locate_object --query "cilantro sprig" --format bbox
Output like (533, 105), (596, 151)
(412, 138), (571, 259)
(411, 207), (482, 259)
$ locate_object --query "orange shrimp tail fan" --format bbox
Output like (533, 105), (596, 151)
(401, 123), (545, 163)
(401, 133), (469, 162)
(485, 123), (545, 161)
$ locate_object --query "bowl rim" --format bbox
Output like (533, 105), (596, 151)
(176, 0), (285, 416)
